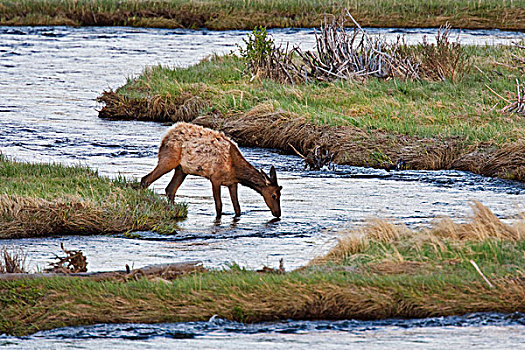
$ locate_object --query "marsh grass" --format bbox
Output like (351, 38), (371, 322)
(0, 0), (524, 30)
(1, 203), (524, 336)
(106, 46), (525, 144)
(0, 155), (187, 238)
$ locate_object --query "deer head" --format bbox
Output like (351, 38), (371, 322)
(259, 165), (282, 217)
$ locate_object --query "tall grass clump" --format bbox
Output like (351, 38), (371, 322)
(316, 201), (525, 268)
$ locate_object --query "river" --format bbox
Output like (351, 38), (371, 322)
(0, 26), (524, 348)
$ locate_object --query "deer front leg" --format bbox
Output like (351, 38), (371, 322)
(211, 180), (222, 218)
(141, 162), (172, 188)
(165, 166), (187, 203)
(228, 183), (242, 217)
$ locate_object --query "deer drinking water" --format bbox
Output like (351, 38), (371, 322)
(141, 122), (282, 218)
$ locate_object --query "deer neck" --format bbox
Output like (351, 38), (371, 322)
(230, 143), (267, 194)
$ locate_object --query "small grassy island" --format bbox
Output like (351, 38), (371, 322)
(98, 30), (525, 181)
(0, 0), (524, 30)
(0, 155), (187, 238)
(1, 202), (524, 336)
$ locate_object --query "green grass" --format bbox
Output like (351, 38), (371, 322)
(0, 155), (187, 238)
(0, 204), (524, 336)
(0, 0), (524, 30)
(115, 45), (525, 145)
(1, 237), (523, 335)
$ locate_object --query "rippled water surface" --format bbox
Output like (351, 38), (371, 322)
(1, 26), (525, 348)
(2, 313), (525, 349)
(1, 25), (525, 271)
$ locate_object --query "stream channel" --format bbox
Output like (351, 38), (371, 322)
(1, 26), (525, 348)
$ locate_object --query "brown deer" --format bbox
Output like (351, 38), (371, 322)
(141, 122), (282, 218)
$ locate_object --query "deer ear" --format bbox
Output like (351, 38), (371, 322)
(269, 165), (277, 184)
(259, 168), (269, 180)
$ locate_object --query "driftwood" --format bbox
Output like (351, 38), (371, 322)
(0, 261), (204, 282)
(0, 246), (26, 273)
(249, 12), (422, 84)
(45, 243), (87, 273)
(487, 79), (525, 117)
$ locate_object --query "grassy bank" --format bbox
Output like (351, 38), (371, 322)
(1, 202), (524, 336)
(98, 44), (525, 180)
(0, 155), (187, 238)
(0, 0), (524, 30)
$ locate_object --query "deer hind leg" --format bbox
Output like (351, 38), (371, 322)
(141, 147), (181, 188)
(211, 180), (222, 219)
(228, 183), (241, 217)
(165, 165), (187, 203)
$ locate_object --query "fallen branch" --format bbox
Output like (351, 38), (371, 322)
(501, 79), (525, 116)
(485, 84), (510, 103)
(0, 261), (204, 281)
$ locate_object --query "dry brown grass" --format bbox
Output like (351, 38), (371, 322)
(98, 89), (525, 181)
(97, 90), (207, 122)
(431, 201), (524, 241)
(316, 201), (525, 266)
(0, 195), (124, 238)
(401, 24), (470, 82)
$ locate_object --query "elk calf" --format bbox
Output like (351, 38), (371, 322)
(141, 122), (282, 218)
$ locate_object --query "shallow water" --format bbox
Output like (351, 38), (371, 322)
(1, 25), (525, 348)
(2, 313), (524, 349)
(1, 25), (524, 271)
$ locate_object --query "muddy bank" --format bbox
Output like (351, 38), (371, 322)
(97, 90), (525, 182)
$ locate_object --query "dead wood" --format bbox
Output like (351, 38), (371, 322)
(45, 243), (87, 274)
(0, 246), (26, 273)
(501, 79), (525, 116)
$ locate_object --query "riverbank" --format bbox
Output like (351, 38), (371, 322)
(0, 0), (524, 30)
(1, 202), (523, 336)
(97, 44), (525, 181)
(0, 155), (187, 238)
